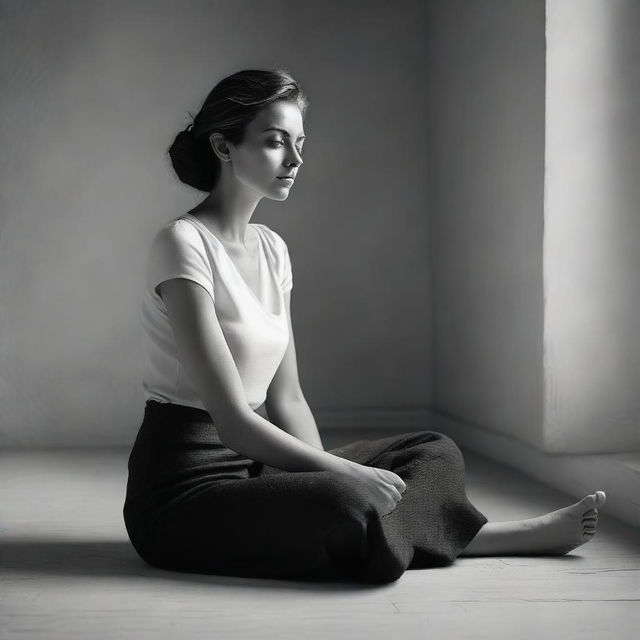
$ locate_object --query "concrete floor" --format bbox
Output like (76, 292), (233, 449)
(1, 430), (639, 640)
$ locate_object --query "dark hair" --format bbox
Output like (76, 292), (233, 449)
(168, 67), (309, 192)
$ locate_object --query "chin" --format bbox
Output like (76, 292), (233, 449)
(268, 190), (291, 201)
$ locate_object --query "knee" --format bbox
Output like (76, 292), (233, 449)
(432, 432), (466, 469)
(399, 430), (466, 473)
(430, 430), (461, 451)
(392, 430), (463, 463)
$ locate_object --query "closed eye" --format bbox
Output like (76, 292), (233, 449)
(272, 139), (304, 155)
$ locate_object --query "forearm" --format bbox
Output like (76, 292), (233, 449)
(266, 396), (324, 450)
(220, 407), (347, 473)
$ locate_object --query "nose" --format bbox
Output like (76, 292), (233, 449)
(286, 146), (303, 168)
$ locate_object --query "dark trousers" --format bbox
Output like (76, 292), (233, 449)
(123, 400), (487, 584)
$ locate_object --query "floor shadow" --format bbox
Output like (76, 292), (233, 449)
(0, 539), (389, 592)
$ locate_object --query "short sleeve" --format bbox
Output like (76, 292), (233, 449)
(146, 221), (215, 301)
(280, 239), (293, 293)
(268, 229), (293, 293)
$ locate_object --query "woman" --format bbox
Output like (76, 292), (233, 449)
(123, 68), (605, 584)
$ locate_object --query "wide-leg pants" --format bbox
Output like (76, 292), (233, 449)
(123, 400), (488, 584)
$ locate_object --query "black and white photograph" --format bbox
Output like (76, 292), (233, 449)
(1, 0), (638, 638)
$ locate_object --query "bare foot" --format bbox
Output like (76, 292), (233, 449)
(526, 490), (606, 555)
(460, 491), (606, 557)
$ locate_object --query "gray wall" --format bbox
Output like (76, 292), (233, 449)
(426, 0), (547, 449)
(0, 0), (431, 447)
(427, 0), (640, 454)
(543, 0), (640, 452)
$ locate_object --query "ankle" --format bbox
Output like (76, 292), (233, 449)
(461, 519), (534, 556)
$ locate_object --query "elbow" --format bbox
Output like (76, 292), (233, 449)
(265, 389), (306, 416)
(264, 395), (305, 428)
(211, 404), (253, 451)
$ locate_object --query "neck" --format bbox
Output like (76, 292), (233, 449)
(190, 169), (262, 247)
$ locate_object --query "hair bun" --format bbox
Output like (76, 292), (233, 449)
(168, 124), (217, 192)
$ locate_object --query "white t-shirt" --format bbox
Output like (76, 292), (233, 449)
(140, 213), (292, 412)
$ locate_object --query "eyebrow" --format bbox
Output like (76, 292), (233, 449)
(263, 127), (306, 141)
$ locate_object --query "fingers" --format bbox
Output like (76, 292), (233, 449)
(378, 469), (407, 494)
(382, 484), (403, 517)
(368, 468), (407, 517)
(388, 484), (403, 503)
(388, 471), (407, 494)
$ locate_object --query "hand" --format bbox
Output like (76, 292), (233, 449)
(343, 461), (407, 518)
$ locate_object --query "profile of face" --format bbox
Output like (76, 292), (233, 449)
(210, 100), (305, 201)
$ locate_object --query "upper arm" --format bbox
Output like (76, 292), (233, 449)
(265, 289), (305, 411)
(157, 277), (252, 438)
(148, 221), (215, 302)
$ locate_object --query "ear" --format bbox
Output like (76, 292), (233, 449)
(209, 132), (232, 163)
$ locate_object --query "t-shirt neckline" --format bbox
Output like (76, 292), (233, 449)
(181, 214), (283, 318)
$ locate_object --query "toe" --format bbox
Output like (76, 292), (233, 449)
(580, 494), (598, 510)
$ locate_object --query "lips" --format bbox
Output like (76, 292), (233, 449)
(278, 175), (295, 180)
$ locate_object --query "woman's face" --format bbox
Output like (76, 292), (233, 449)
(223, 100), (305, 200)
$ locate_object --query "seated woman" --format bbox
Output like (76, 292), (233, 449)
(123, 67), (605, 584)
